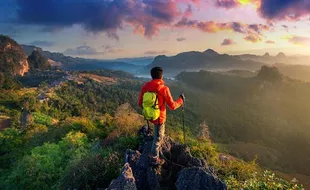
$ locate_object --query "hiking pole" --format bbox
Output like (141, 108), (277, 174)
(182, 102), (186, 144)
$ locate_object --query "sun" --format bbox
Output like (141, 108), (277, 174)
(238, 0), (261, 8)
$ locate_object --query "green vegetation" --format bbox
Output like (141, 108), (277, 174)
(0, 35), (28, 89)
(0, 35), (27, 76)
(175, 67), (310, 176)
(27, 50), (51, 71)
(32, 112), (54, 126)
(0, 69), (305, 189)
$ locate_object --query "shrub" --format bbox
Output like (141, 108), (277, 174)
(32, 112), (54, 126)
(5, 131), (90, 189)
(225, 170), (303, 190)
(25, 123), (48, 139)
(60, 151), (122, 189)
(62, 117), (104, 139)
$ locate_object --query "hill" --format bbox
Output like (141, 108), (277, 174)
(0, 35), (29, 76)
(174, 66), (310, 178)
(0, 69), (303, 189)
(21, 45), (141, 73)
(146, 49), (264, 76)
(274, 63), (310, 82)
(27, 50), (51, 71)
(0, 35), (29, 89)
(235, 52), (310, 66)
(116, 56), (154, 66)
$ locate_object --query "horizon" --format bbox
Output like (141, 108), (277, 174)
(1, 0), (310, 59)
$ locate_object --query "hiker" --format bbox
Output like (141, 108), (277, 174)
(138, 67), (185, 165)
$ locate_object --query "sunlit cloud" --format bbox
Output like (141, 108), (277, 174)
(287, 35), (310, 46)
(244, 34), (262, 43)
(265, 40), (275, 44)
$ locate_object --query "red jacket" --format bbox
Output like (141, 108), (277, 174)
(138, 79), (183, 124)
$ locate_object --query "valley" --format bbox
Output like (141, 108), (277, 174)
(1, 35), (309, 189)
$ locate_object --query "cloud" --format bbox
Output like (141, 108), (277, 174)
(184, 5), (193, 18)
(144, 50), (168, 55)
(175, 18), (270, 41)
(102, 45), (125, 54)
(259, 0), (310, 20)
(287, 36), (310, 45)
(63, 45), (103, 56)
(221, 38), (236, 45)
(177, 37), (187, 42)
(282, 24), (289, 31)
(265, 40), (275, 44)
(14, 0), (202, 39)
(214, 0), (240, 9)
(214, 0), (310, 21)
(28, 40), (54, 47)
(244, 34), (262, 43)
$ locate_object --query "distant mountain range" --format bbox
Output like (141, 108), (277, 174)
(2, 34), (310, 79)
(115, 57), (154, 66)
(145, 49), (310, 77)
(145, 49), (264, 76)
(21, 45), (141, 73)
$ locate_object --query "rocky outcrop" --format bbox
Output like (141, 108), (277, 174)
(27, 50), (51, 71)
(176, 167), (226, 190)
(0, 35), (29, 76)
(257, 65), (282, 82)
(108, 126), (227, 190)
(108, 163), (137, 190)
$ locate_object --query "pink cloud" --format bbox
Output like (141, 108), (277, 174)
(265, 40), (275, 44)
(287, 36), (310, 45)
(221, 38), (236, 45)
(244, 34), (262, 43)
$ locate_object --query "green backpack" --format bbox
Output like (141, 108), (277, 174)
(142, 91), (160, 121)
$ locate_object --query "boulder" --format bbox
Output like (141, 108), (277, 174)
(176, 167), (227, 190)
(107, 163), (137, 190)
(107, 126), (227, 190)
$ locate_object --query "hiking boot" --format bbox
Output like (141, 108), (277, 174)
(150, 156), (165, 166)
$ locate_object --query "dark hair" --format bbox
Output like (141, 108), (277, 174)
(150, 67), (163, 79)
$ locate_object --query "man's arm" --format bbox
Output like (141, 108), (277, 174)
(138, 85), (145, 108)
(164, 87), (183, 110)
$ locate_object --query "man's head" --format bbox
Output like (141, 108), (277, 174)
(151, 67), (163, 79)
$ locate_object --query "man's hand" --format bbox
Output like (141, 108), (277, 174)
(179, 93), (185, 102)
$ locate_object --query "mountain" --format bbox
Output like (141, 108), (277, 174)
(204, 49), (220, 57)
(0, 35), (29, 76)
(235, 52), (310, 66)
(146, 49), (263, 76)
(175, 66), (310, 178)
(27, 50), (51, 71)
(263, 52), (270, 58)
(116, 56), (154, 66)
(0, 68), (304, 189)
(21, 44), (141, 73)
(277, 52), (286, 59)
(257, 65), (282, 81)
(274, 62), (310, 82)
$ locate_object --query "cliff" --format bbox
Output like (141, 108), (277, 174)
(0, 35), (29, 76)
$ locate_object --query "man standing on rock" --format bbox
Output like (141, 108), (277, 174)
(138, 67), (185, 165)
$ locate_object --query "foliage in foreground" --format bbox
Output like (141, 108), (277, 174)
(0, 74), (305, 189)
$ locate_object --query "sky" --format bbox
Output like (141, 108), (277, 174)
(0, 0), (310, 59)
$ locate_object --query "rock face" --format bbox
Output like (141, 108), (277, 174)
(176, 167), (227, 190)
(257, 65), (282, 82)
(0, 35), (29, 76)
(108, 163), (137, 190)
(27, 50), (51, 71)
(107, 126), (227, 190)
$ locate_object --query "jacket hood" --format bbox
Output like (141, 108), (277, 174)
(146, 79), (165, 92)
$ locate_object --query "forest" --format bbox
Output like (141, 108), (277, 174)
(0, 69), (305, 189)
